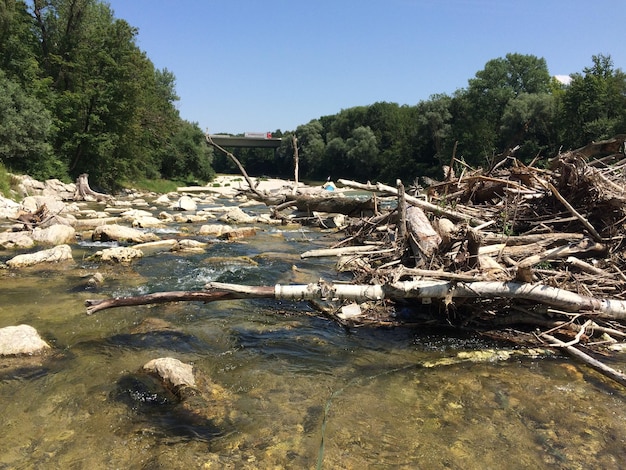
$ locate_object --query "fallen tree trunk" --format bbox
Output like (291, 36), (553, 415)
(86, 279), (626, 320)
(338, 178), (489, 226)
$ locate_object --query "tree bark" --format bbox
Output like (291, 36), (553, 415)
(86, 279), (626, 320)
(73, 174), (110, 201)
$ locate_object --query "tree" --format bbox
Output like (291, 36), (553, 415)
(560, 54), (626, 148)
(0, 70), (57, 178)
(295, 120), (326, 178)
(457, 53), (552, 163)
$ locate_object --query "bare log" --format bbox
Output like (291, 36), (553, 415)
(86, 279), (626, 320)
(301, 245), (392, 259)
(205, 133), (265, 199)
(541, 333), (626, 388)
(338, 178), (489, 226)
(85, 287), (275, 315)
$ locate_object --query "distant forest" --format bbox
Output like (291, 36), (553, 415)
(2, 1), (625, 190)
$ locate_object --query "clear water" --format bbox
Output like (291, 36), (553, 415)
(1, 203), (625, 469)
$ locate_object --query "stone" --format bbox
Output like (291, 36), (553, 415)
(0, 231), (35, 250)
(31, 224), (76, 245)
(219, 227), (257, 240)
(131, 216), (163, 228)
(154, 194), (171, 205)
(92, 224), (159, 243)
(6, 244), (73, 268)
(0, 196), (20, 219)
(198, 224), (233, 237)
(20, 195), (66, 215)
(0, 325), (50, 356)
(134, 239), (179, 254)
(87, 272), (105, 287)
(172, 195), (197, 212)
(143, 357), (196, 389)
(90, 246), (143, 263)
(178, 239), (208, 252)
(120, 209), (153, 219)
(218, 207), (255, 224)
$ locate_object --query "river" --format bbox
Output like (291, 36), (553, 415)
(1, 195), (625, 469)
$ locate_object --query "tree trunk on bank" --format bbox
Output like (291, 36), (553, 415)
(73, 173), (110, 202)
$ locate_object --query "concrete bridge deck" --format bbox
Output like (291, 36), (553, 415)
(209, 135), (282, 148)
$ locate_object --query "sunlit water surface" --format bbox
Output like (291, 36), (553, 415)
(1, 201), (625, 469)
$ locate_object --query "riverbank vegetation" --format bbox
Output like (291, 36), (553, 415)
(1, 1), (625, 193)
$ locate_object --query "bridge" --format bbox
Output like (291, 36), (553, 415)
(208, 134), (282, 149)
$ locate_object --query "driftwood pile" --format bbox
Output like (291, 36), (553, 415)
(87, 135), (626, 387)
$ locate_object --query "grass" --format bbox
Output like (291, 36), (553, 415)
(124, 178), (187, 194)
(0, 163), (20, 199)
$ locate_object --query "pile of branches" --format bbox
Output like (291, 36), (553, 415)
(86, 135), (626, 386)
(325, 136), (626, 347)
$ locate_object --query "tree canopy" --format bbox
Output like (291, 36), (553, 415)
(0, 0), (214, 189)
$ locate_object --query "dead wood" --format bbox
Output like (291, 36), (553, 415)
(73, 173), (111, 202)
(87, 135), (626, 381)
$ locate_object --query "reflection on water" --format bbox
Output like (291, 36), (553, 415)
(1, 219), (626, 468)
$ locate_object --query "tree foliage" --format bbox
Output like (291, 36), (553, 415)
(0, 0), (214, 189)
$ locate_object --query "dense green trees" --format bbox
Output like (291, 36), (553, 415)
(1, 1), (623, 189)
(0, 0), (213, 189)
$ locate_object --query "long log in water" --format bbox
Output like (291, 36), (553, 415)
(86, 280), (626, 320)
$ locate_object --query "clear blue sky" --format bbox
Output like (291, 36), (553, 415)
(106, 0), (624, 135)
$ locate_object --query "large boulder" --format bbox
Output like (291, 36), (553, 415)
(20, 195), (66, 215)
(0, 325), (50, 356)
(6, 244), (73, 268)
(31, 224), (76, 245)
(92, 224), (159, 243)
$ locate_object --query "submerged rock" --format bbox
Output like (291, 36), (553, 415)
(6, 244), (73, 268)
(0, 325), (50, 356)
(143, 357), (196, 398)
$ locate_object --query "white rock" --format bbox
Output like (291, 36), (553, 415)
(31, 224), (76, 245)
(6, 244), (73, 268)
(218, 207), (254, 224)
(143, 357), (196, 389)
(131, 216), (163, 228)
(0, 231), (35, 250)
(0, 196), (21, 219)
(154, 194), (171, 204)
(172, 195), (197, 212)
(0, 325), (50, 355)
(92, 224), (159, 243)
(90, 246), (143, 263)
(198, 224), (233, 236)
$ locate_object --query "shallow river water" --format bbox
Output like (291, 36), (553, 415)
(1, 196), (625, 469)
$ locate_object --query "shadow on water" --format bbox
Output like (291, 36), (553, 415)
(112, 374), (224, 443)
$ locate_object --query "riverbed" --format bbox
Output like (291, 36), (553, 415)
(1, 194), (625, 469)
